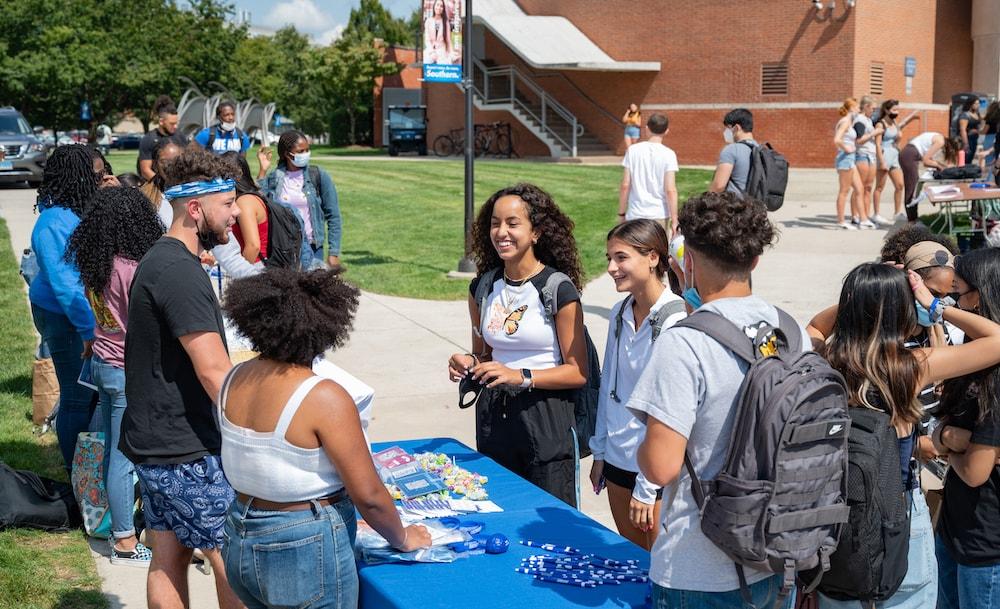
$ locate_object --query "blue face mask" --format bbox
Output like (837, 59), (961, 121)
(682, 254), (702, 309)
(914, 300), (933, 327)
(291, 151), (311, 168)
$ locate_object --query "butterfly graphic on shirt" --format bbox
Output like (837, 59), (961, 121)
(503, 305), (529, 336)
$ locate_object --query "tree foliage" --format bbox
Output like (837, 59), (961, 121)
(345, 0), (415, 47)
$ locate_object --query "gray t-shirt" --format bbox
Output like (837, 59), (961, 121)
(718, 139), (756, 194)
(627, 295), (810, 592)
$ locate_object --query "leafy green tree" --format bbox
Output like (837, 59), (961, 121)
(344, 0), (414, 47)
(318, 35), (401, 145)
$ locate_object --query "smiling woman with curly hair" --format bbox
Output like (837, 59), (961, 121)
(447, 183), (588, 506)
(64, 186), (163, 566)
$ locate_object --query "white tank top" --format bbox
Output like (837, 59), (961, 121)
(909, 132), (939, 157)
(218, 365), (345, 502)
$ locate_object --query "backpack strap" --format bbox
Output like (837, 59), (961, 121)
(775, 307), (803, 352)
(650, 299), (687, 342)
(207, 127), (216, 150)
(540, 271), (573, 321)
(613, 296), (632, 340)
(673, 310), (757, 364)
(473, 268), (502, 338)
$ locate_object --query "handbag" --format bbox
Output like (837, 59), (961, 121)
(71, 432), (112, 539)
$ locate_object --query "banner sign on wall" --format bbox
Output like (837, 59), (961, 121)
(422, 0), (464, 83)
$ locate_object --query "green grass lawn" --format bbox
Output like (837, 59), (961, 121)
(0, 219), (107, 609)
(102, 148), (711, 299)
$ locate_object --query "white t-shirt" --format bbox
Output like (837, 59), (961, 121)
(622, 141), (679, 220)
(910, 132), (939, 157)
(471, 267), (580, 370)
(590, 290), (687, 503)
(857, 114), (876, 156)
(627, 296), (810, 592)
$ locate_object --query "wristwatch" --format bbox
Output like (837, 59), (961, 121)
(520, 368), (533, 389)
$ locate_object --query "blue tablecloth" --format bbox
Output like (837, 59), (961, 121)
(361, 438), (650, 609)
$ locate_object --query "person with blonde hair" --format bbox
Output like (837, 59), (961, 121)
(833, 98), (875, 230)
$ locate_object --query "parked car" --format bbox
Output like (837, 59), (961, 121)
(386, 105), (428, 156)
(0, 107), (49, 187)
(112, 132), (142, 150)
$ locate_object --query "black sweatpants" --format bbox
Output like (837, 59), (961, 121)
(476, 387), (577, 507)
(901, 143), (922, 222)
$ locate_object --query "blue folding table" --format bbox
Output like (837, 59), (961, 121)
(360, 437), (650, 609)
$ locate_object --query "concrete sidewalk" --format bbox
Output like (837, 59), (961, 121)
(0, 167), (887, 608)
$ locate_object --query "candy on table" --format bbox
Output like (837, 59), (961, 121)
(414, 452), (489, 500)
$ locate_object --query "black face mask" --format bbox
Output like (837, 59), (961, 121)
(197, 213), (224, 251)
(889, 112), (899, 118)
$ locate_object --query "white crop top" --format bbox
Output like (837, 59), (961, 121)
(909, 132), (939, 157)
(218, 365), (345, 502)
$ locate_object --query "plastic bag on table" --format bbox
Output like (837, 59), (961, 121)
(355, 518), (470, 564)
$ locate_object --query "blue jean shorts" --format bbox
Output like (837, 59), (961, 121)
(881, 146), (901, 170)
(136, 454), (235, 549)
(855, 151), (875, 165)
(835, 150), (856, 170)
(624, 125), (641, 139)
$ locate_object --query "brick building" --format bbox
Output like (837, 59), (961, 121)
(383, 0), (1000, 167)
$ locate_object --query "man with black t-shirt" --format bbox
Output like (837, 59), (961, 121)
(138, 98), (189, 181)
(122, 147), (242, 609)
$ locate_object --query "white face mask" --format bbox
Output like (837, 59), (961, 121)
(220, 121), (236, 132)
(291, 151), (311, 168)
(723, 127), (735, 144)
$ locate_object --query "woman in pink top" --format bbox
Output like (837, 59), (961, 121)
(67, 187), (163, 566)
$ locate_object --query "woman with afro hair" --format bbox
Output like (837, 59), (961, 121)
(29, 144), (101, 471)
(219, 268), (430, 609)
(447, 183), (589, 506)
(66, 186), (163, 566)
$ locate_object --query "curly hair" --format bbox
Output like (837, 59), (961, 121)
(152, 94), (177, 118)
(160, 145), (238, 189)
(223, 269), (360, 366)
(66, 187), (164, 295)
(471, 183), (584, 291)
(36, 144), (100, 215)
(677, 191), (775, 276)
(880, 224), (957, 278)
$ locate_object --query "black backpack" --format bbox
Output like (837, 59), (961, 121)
(259, 194), (303, 269)
(472, 268), (601, 459)
(742, 141), (790, 211)
(0, 462), (82, 532)
(933, 164), (981, 180)
(675, 309), (850, 608)
(812, 407), (909, 603)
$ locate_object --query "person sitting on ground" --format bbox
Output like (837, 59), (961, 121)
(590, 219), (685, 549)
(630, 191), (807, 606)
(618, 113), (679, 236)
(807, 261), (1000, 609)
(194, 101), (251, 156)
(447, 183), (588, 507)
(258, 130), (344, 272)
(137, 95), (189, 181)
(709, 108), (757, 195)
(219, 268), (431, 609)
(66, 186), (163, 567)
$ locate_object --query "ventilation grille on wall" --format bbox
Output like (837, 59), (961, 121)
(761, 63), (789, 95)
(870, 62), (885, 95)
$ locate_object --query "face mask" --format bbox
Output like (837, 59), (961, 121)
(723, 128), (735, 144)
(682, 253), (703, 309)
(889, 112), (899, 119)
(220, 121), (236, 132)
(914, 300), (934, 327)
(196, 209), (223, 251)
(291, 152), (311, 168)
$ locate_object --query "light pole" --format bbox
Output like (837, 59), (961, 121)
(456, 0), (477, 273)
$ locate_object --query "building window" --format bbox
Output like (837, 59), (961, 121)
(869, 62), (885, 96)
(761, 63), (789, 96)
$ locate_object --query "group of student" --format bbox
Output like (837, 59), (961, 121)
(833, 96), (1000, 230)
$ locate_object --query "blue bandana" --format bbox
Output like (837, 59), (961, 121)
(163, 178), (235, 201)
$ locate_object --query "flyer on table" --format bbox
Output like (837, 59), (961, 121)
(422, 0), (464, 83)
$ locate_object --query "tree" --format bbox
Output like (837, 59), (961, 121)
(318, 35), (401, 145)
(344, 0), (414, 47)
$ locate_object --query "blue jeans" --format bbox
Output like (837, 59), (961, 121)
(653, 574), (794, 608)
(819, 490), (936, 609)
(223, 496), (358, 609)
(91, 356), (136, 539)
(835, 150), (856, 171)
(936, 531), (1000, 609)
(31, 304), (96, 470)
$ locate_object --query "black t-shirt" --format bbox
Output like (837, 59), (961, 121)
(138, 129), (189, 162)
(938, 390), (1000, 566)
(120, 237), (227, 464)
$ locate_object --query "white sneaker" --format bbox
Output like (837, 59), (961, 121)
(858, 219), (877, 229)
(838, 221), (858, 230)
(894, 212), (907, 223)
(851, 216), (861, 226)
(870, 214), (892, 226)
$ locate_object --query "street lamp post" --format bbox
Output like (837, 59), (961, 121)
(456, 0), (477, 273)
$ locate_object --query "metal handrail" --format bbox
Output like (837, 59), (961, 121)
(470, 58), (578, 156)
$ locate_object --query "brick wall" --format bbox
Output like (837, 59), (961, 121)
(373, 46), (422, 147)
(853, 0), (939, 101)
(933, 0), (975, 103)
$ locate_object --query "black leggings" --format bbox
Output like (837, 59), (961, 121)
(901, 144), (922, 222)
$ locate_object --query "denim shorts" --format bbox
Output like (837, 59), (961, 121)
(653, 573), (794, 608)
(224, 496), (358, 609)
(881, 146), (901, 170)
(624, 125), (641, 139)
(135, 454), (235, 549)
(855, 151), (875, 165)
(835, 150), (856, 170)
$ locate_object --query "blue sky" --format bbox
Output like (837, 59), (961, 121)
(231, 0), (417, 44)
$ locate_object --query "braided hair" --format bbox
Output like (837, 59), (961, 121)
(36, 144), (99, 215)
(276, 130), (307, 168)
(66, 186), (164, 295)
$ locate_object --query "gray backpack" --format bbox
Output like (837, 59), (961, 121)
(675, 309), (850, 608)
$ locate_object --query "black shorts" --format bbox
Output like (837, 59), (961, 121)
(603, 462), (664, 499)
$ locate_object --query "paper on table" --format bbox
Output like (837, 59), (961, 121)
(925, 185), (962, 197)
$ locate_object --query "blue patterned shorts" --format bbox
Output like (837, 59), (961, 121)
(136, 455), (235, 549)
